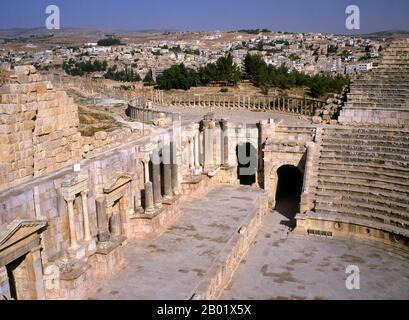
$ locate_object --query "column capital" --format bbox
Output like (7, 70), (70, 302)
(64, 195), (75, 202)
(80, 190), (89, 197)
(220, 119), (230, 130)
(208, 120), (216, 129)
(200, 119), (210, 131)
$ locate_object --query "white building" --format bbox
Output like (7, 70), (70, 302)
(346, 62), (373, 74)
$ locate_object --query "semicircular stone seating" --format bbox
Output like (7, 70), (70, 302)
(310, 39), (409, 244)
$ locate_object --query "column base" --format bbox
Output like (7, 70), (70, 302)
(51, 260), (93, 300)
(144, 207), (155, 215)
(67, 245), (86, 261)
(92, 236), (127, 279)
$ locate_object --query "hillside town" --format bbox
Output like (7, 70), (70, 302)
(0, 30), (382, 84)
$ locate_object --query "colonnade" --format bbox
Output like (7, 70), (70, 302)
(150, 91), (325, 116)
(141, 141), (181, 214)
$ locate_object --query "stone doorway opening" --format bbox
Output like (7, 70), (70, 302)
(6, 254), (26, 300)
(275, 165), (303, 228)
(236, 142), (257, 185)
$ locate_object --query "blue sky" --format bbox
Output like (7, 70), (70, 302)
(1, 0), (408, 34)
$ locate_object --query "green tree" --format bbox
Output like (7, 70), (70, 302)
(143, 69), (155, 85)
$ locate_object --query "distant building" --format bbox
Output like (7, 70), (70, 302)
(346, 62), (373, 74)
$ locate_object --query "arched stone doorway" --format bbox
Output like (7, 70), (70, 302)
(275, 165), (303, 227)
(236, 142), (258, 185)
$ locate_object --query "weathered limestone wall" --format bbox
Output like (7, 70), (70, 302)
(0, 66), (81, 191)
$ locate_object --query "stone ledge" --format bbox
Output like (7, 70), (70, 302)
(295, 211), (409, 253)
(189, 191), (268, 300)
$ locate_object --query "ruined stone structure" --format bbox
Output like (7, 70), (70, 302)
(297, 40), (409, 250)
(0, 65), (82, 190)
(0, 39), (408, 300)
(150, 91), (326, 117)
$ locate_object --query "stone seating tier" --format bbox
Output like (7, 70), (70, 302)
(313, 127), (409, 235)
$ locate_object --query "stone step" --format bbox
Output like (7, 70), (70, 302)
(315, 198), (409, 224)
(318, 159), (409, 174)
(322, 137), (409, 149)
(352, 79), (409, 85)
(314, 205), (409, 231)
(315, 190), (409, 211)
(347, 98), (409, 105)
(317, 171), (409, 191)
(322, 135), (409, 144)
(315, 192), (409, 213)
(322, 128), (409, 137)
(316, 176), (409, 198)
(351, 84), (409, 89)
(319, 150), (409, 164)
(349, 94), (409, 100)
(344, 102), (409, 109)
(321, 143), (409, 157)
(315, 183), (408, 204)
(317, 166), (409, 184)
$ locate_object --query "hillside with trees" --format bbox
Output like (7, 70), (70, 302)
(155, 53), (349, 98)
(156, 53), (241, 90)
(97, 37), (122, 46)
(62, 59), (107, 76)
(104, 65), (141, 82)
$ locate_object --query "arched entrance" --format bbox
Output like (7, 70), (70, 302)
(236, 142), (257, 185)
(275, 165), (303, 227)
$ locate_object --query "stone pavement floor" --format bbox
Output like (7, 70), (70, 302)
(221, 212), (409, 300)
(154, 105), (310, 126)
(93, 185), (265, 300)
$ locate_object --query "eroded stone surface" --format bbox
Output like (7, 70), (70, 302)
(93, 185), (265, 300)
(222, 212), (409, 300)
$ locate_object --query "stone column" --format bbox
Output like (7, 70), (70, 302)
(81, 191), (92, 241)
(144, 182), (155, 214)
(65, 196), (79, 250)
(194, 132), (200, 170)
(202, 120), (214, 170)
(151, 149), (162, 207)
(220, 119), (230, 166)
(143, 159), (150, 183)
(189, 137), (195, 172)
(162, 144), (172, 200)
(170, 141), (180, 195)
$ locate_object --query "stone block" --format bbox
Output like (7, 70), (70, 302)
(14, 65), (31, 75)
(56, 152), (70, 163)
(94, 131), (108, 140)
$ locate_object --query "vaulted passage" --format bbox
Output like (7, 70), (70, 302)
(236, 143), (257, 185)
(275, 165), (303, 224)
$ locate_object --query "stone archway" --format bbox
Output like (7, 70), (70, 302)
(274, 165), (303, 226)
(236, 142), (258, 185)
